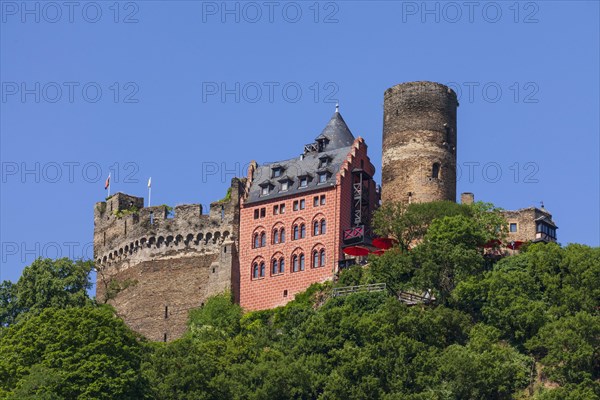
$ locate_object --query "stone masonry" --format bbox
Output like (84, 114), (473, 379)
(382, 81), (458, 204)
(93, 178), (244, 341)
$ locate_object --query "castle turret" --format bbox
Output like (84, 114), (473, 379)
(381, 81), (458, 204)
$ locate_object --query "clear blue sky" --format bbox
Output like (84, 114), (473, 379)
(1, 1), (599, 283)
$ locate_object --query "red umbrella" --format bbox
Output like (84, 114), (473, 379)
(372, 237), (397, 250)
(343, 246), (370, 256)
(371, 249), (385, 256)
(508, 241), (524, 250)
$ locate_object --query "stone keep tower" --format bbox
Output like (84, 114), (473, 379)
(381, 81), (458, 204)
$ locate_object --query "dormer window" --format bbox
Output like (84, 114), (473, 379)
(278, 176), (293, 192)
(298, 174), (311, 188)
(271, 166), (284, 178)
(318, 171), (330, 184)
(316, 138), (329, 152)
(259, 181), (273, 196)
(318, 155), (332, 168)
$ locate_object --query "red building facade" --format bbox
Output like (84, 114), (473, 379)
(239, 110), (378, 310)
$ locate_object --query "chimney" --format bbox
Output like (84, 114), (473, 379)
(461, 192), (474, 205)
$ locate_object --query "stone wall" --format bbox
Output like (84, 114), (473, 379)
(381, 81), (458, 204)
(502, 207), (557, 244)
(93, 178), (244, 341)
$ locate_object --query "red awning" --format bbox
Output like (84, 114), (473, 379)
(343, 246), (370, 256)
(483, 239), (502, 248)
(372, 237), (397, 250)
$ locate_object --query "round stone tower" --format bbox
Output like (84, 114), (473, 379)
(381, 81), (458, 204)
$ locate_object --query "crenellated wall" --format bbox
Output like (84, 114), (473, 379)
(93, 178), (244, 341)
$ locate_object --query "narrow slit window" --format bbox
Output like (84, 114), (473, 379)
(432, 163), (440, 179)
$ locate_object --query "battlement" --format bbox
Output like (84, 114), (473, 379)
(94, 179), (243, 265)
(93, 178), (244, 341)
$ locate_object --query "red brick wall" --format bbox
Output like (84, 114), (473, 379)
(239, 138), (378, 311)
(239, 185), (338, 310)
(336, 139), (378, 271)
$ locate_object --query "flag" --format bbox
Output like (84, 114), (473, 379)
(147, 177), (152, 188)
(104, 173), (111, 190)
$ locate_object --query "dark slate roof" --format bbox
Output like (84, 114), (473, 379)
(535, 215), (557, 228)
(246, 146), (352, 204)
(315, 110), (355, 150)
(245, 111), (357, 204)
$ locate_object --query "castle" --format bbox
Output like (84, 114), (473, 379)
(93, 81), (557, 341)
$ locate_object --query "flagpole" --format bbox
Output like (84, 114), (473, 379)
(148, 177), (152, 207)
(107, 173), (111, 197)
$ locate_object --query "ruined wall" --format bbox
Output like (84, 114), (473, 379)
(382, 81), (458, 204)
(93, 178), (243, 341)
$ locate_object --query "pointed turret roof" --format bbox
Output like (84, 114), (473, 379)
(315, 106), (355, 150)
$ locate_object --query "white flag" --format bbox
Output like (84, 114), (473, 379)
(147, 177), (152, 188)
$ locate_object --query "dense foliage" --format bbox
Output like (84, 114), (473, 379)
(0, 202), (598, 399)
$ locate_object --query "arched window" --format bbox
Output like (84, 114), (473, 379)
(314, 221), (319, 236)
(293, 225), (299, 240)
(293, 255), (298, 272)
(272, 259), (278, 275)
(280, 228), (285, 243)
(300, 224), (306, 239)
(259, 262), (265, 277)
(279, 258), (285, 273)
(320, 219), (326, 235)
(313, 250), (319, 268)
(432, 163), (440, 179)
(252, 263), (259, 279)
(253, 234), (259, 249)
(261, 232), (266, 247)
(273, 229), (279, 244)
(299, 253), (305, 271)
(320, 249), (326, 267)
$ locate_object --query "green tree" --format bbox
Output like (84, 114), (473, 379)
(526, 312), (600, 385)
(187, 292), (243, 339)
(0, 281), (18, 327)
(438, 324), (532, 400)
(533, 380), (600, 400)
(142, 338), (227, 400)
(0, 305), (148, 399)
(372, 201), (468, 252)
(453, 265), (548, 346)
(2, 258), (94, 326)
(364, 248), (413, 295)
(411, 241), (484, 304)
